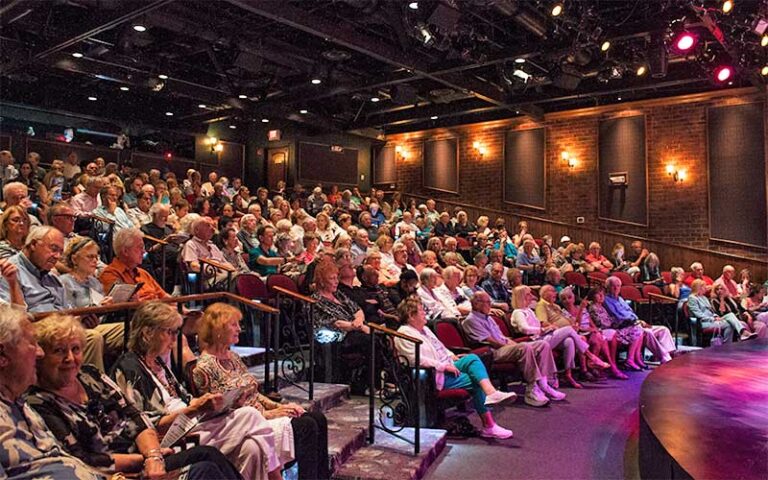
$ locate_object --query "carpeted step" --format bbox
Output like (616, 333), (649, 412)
(280, 382), (350, 413)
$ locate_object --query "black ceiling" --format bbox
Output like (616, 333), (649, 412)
(1, 0), (767, 136)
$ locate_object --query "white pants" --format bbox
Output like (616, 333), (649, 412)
(643, 325), (675, 363)
(193, 406), (280, 480)
(542, 326), (589, 369)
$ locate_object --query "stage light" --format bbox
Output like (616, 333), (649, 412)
(513, 69), (530, 82)
(133, 24), (147, 32)
(198, 104), (207, 108)
(72, 52), (83, 58)
(617, 96), (622, 101)
(551, 2), (563, 17)
(761, 34), (768, 47)
(158, 74), (168, 80)
(636, 65), (647, 76)
(299, 109), (308, 114)
(238, 94), (247, 99)
(761, 66), (768, 76)
(164, 152), (172, 159)
(311, 78), (322, 85)
(87, 96), (97, 101)
(229, 125), (237, 129)
(430, 115), (438, 120)
(673, 32), (697, 52)
(119, 86), (129, 91)
(722, 0), (733, 14)
(714, 65), (732, 82)
(515, 58), (526, 64)
(415, 23), (434, 45)
(261, 118), (269, 123)
(600, 41), (611, 52)
(165, 111), (174, 116)
(408, 2), (418, 9)
(370, 96), (380, 102)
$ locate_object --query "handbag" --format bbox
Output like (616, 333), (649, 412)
(710, 325), (724, 347)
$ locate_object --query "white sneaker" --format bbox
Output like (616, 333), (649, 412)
(540, 382), (567, 401)
(740, 330), (758, 341)
(524, 384), (549, 407)
(484, 390), (518, 406)
(480, 424), (514, 439)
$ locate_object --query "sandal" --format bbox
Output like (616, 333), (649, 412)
(611, 368), (629, 380)
(565, 375), (583, 389)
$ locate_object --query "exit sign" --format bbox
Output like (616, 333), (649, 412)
(268, 129), (281, 141)
(330, 145), (344, 152)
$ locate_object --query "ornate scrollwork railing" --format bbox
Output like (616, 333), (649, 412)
(271, 286), (316, 400)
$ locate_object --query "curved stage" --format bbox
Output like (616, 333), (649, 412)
(639, 339), (768, 480)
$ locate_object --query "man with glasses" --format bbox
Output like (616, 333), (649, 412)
(1, 182), (42, 226)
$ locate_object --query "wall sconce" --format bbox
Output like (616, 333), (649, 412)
(666, 164), (686, 183)
(204, 136), (224, 154)
(561, 151), (577, 168)
(472, 141), (487, 158)
(395, 145), (409, 161)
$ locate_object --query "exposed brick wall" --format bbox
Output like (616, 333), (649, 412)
(386, 89), (768, 260)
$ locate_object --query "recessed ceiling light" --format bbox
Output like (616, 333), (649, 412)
(299, 109), (308, 114)
(311, 78), (322, 85)
(198, 104), (207, 108)
(165, 111), (173, 116)
(636, 65), (647, 76)
(370, 96), (380, 102)
(158, 74), (168, 80)
(762, 65), (768, 76)
(430, 115), (438, 120)
(514, 58), (526, 64)
(119, 86), (130, 91)
(133, 24), (147, 32)
(87, 96), (97, 101)
(238, 94), (247, 99)
(617, 96), (622, 101)
(261, 118), (269, 123)
(515, 110), (520, 114)
(229, 125), (237, 129)
(72, 52), (83, 58)
(551, 3), (563, 17)
(408, 2), (419, 9)
(601, 41), (611, 52)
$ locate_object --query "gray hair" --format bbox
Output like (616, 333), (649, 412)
(0, 306), (29, 346)
(128, 301), (181, 356)
(86, 176), (103, 188)
(690, 261), (703, 270)
(113, 228), (143, 256)
(149, 202), (170, 218)
(442, 265), (461, 280)
(419, 267), (438, 284)
(240, 214), (256, 228)
(2, 181), (26, 200)
(25, 225), (59, 248)
(605, 276), (622, 288)
(558, 286), (575, 302)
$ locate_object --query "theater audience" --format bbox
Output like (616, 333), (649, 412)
(713, 265), (740, 298)
(711, 282), (765, 338)
(684, 262), (714, 286)
(585, 242), (613, 274)
(480, 262), (511, 312)
(688, 279), (753, 342)
(93, 186), (133, 232)
(396, 296), (517, 438)
(667, 266), (691, 300)
(586, 286), (646, 371)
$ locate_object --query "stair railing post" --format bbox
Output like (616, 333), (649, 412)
(308, 303), (315, 401)
(368, 328), (376, 445)
(414, 342), (421, 455)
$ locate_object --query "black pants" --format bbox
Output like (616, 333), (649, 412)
(166, 445), (242, 480)
(292, 411), (330, 480)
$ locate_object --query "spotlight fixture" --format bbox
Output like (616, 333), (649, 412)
(133, 24), (147, 32)
(415, 22), (434, 46)
(261, 118), (269, 123)
(600, 41), (611, 52)
(158, 74), (168, 80)
(311, 78), (322, 85)
(87, 96), (97, 101)
(514, 57), (526, 64)
(408, 2), (418, 9)
(430, 115), (438, 120)
(636, 65), (647, 76)
(722, 0), (733, 14)
(165, 111), (174, 116)
(72, 52), (84, 58)
(761, 34), (768, 47)
(164, 152), (173, 160)
(714, 65), (733, 82)
(198, 104), (207, 108)
(119, 86), (129, 91)
(238, 94), (247, 99)
(229, 125), (237, 129)
(512, 68), (531, 82)
(551, 2), (563, 17)
(370, 96), (380, 102)
(617, 96), (622, 101)
(299, 109), (308, 114)
(674, 32), (696, 52)
(762, 65), (768, 76)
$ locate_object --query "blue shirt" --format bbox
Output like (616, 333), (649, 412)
(516, 251), (542, 267)
(0, 252), (67, 313)
(479, 277), (510, 304)
(603, 294), (638, 322)
(493, 239), (518, 259)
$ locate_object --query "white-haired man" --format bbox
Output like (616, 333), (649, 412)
(93, 185), (133, 232)
(70, 176), (103, 217)
(181, 217), (235, 286)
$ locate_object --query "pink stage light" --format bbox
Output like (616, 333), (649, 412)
(674, 33), (696, 52)
(715, 66), (732, 82)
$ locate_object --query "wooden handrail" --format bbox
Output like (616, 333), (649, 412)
(367, 322), (422, 344)
(201, 258), (236, 273)
(404, 192), (768, 265)
(647, 292), (680, 304)
(272, 285), (316, 304)
(142, 233), (169, 246)
(32, 292), (278, 320)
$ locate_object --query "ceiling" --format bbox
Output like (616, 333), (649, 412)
(1, 0), (767, 137)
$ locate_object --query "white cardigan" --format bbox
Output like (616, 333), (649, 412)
(394, 324), (454, 390)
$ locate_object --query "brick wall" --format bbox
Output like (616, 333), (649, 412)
(386, 88), (768, 260)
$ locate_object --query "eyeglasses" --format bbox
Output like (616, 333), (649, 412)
(157, 326), (180, 336)
(7, 217), (29, 225)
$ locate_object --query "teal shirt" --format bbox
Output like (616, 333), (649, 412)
(248, 245), (279, 276)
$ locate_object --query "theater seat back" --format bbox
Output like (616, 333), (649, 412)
(435, 320), (466, 351)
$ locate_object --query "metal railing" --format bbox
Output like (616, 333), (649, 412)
(367, 322), (422, 456)
(647, 292), (682, 344)
(270, 285), (316, 400)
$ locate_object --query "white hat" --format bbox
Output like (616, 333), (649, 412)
(560, 235), (571, 243)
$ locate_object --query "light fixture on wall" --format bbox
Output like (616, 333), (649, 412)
(561, 151), (577, 168)
(473, 141), (487, 158)
(205, 136), (224, 154)
(395, 145), (409, 161)
(666, 164), (686, 182)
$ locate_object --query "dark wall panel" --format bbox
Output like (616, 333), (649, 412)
(708, 103), (767, 248)
(27, 138), (120, 166)
(423, 138), (458, 193)
(598, 115), (647, 225)
(373, 145), (397, 185)
(298, 142), (359, 186)
(504, 128), (546, 209)
(0, 135), (10, 151)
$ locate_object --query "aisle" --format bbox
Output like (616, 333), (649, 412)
(424, 371), (650, 480)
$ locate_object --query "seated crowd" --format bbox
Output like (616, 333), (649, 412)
(1, 148), (767, 478)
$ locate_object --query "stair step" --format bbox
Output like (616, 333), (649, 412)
(280, 383), (350, 413)
(233, 346), (266, 367)
(324, 397), (370, 473)
(332, 427), (447, 480)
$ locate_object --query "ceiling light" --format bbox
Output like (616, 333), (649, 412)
(370, 96), (380, 102)
(551, 2), (563, 17)
(514, 58), (526, 64)
(87, 96), (97, 101)
(762, 34), (768, 47)
(672, 32), (697, 52)
(512, 69), (530, 82)
(617, 96), (622, 101)
(165, 111), (174, 116)
(229, 125), (237, 129)
(158, 74), (168, 80)
(299, 109), (308, 114)
(119, 86), (129, 91)
(430, 115), (438, 120)
(600, 41), (611, 52)
(198, 104), (207, 108)
(72, 52), (83, 58)
(762, 65), (768, 76)
(636, 65), (647, 76)
(261, 118), (269, 123)
(714, 65), (733, 83)
(238, 94), (247, 99)
(133, 24), (147, 32)
(408, 2), (418, 9)
(415, 22), (434, 45)
(722, 0), (733, 14)
(311, 78), (322, 85)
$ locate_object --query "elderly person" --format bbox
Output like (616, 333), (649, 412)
(194, 303), (330, 479)
(514, 285), (605, 389)
(640, 252), (665, 288)
(516, 239), (545, 284)
(711, 282), (765, 338)
(127, 192), (153, 228)
(0, 206), (30, 259)
(603, 277), (675, 364)
(27, 314), (239, 479)
(238, 213), (260, 252)
(564, 243), (592, 274)
(112, 301), (284, 480)
(0, 256), (25, 308)
(0, 306), (108, 480)
(181, 217), (235, 286)
(416, 268), (457, 319)
(100, 228), (170, 302)
(70, 176), (103, 218)
(684, 261), (714, 286)
(220, 227), (252, 275)
(586, 286), (645, 371)
(585, 242), (613, 274)
(433, 212), (454, 237)
(463, 291), (566, 406)
(249, 225), (287, 277)
(713, 265), (740, 298)
(350, 228), (370, 267)
(396, 296), (516, 439)
(2, 181), (42, 225)
(667, 266), (691, 300)
(141, 203), (180, 290)
(480, 262), (511, 313)
(688, 279), (752, 343)
(93, 185), (133, 232)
